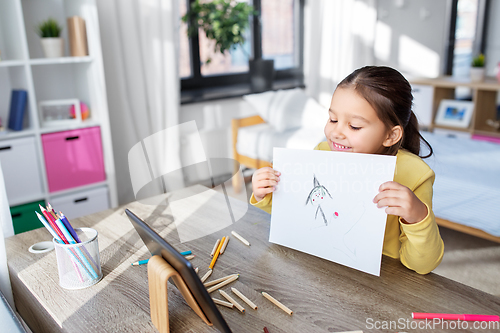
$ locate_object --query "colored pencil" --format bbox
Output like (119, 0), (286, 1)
(204, 273), (238, 287)
(46, 203), (58, 220)
(263, 327), (270, 333)
(185, 254), (195, 260)
(35, 212), (87, 281)
(207, 274), (239, 293)
(231, 231), (250, 246)
(220, 289), (245, 313)
(40, 205), (68, 243)
(211, 239), (221, 257)
(231, 287), (257, 310)
(201, 269), (213, 283)
(58, 211), (80, 243)
(209, 236), (225, 269)
(220, 236), (230, 254)
(54, 218), (98, 279)
(212, 298), (234, 308)
(59, 211), (99, 270)
(262, 292), (293, 315)
(131, 250), (191, 265)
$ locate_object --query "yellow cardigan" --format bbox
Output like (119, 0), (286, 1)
(250, 141), (444, 274)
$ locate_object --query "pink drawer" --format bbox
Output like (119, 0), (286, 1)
(42, 126), (106, 192)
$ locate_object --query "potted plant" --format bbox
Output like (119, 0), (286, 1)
(36, 18), (64, 58)
(470, 54), (485, 82)
(182, 0), (274, 92)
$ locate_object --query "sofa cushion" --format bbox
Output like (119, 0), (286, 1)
(243, 88), (327, 132)
(236, 123), (326, 162)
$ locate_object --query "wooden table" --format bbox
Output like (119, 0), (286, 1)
(6, 185), (500, 332)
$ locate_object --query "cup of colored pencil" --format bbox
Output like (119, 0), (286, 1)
(35, 204), (103, 289)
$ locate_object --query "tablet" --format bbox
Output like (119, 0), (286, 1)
(125, 209), (232, 333)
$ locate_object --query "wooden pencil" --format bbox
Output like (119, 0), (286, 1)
(204, 273), (238, 287)
(231, 287), (257, 310)
(211, 239), (221, 257)
(212, 298), (234, 308)
(209, 236), (225, 269)
(262, 292), (293, 315)
(220, 290), (245, 313)
(201, 269), (212, 283)
(195, 267), (199, 274)
(185, 254), (195, 260)
(231, 231), (250, 246)
(220, 236), (230, 254)
(207, 274), (239, 293)
(46, 203), (58, 219)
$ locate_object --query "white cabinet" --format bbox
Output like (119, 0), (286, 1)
(0, 136), (44, 205)
(0, 0), (117, 216)
(50, 186), (109, 220)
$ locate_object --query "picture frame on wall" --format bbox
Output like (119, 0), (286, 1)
(38, 99), (82, 128)
(435, 99), (475, 129)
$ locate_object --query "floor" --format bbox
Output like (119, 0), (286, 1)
(217, 180), (500, 297)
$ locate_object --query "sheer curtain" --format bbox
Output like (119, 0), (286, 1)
(304, 0), (377, 107)
(96, 0), (183, 205)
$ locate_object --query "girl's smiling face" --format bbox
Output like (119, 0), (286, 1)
(325, 87), (400, 154)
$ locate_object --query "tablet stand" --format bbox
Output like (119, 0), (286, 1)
(148, 255), (212, 332)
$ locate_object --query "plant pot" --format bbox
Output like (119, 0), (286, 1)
(470, 67), (485, 82)
(249, 58), (275, 93)
(40, 38), (64, 58)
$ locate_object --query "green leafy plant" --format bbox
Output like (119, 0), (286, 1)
(471, 54), (485, 68)
(181, 0), (257, 64)
(36, 18), (62, 38)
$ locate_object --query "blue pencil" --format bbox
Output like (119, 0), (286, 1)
(58, 211), (99, 270)
(54, 219), (98, 279)
(58, 211), (81, 242)
(35, 212), (88, 281)
(131, 250), (192, 266)
(131, 259), (149, 266)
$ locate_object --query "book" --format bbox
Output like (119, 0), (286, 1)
(67, 16), (88, 57)
(8, 89), (28, 131)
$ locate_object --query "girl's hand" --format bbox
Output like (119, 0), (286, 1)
(252, 167), (281, 202)
(373, 181), (428, 224)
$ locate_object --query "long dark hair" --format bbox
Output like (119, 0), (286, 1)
(337, 66), (433, 158)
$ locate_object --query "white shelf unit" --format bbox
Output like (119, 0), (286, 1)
(0, 0), (117, 212)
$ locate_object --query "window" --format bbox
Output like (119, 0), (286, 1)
(445, 0), (490, 76)
(179, 0), (304, 94)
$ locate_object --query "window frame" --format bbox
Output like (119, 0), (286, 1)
(180, 0), (305, 92)
(444, 0), (490, 75)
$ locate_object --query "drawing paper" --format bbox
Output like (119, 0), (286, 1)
(270, 148), (397, 276)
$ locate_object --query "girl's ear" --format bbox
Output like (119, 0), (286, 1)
(383, 125), (403, 147)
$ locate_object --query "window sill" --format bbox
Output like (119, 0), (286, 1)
(180, 78), (305, 105)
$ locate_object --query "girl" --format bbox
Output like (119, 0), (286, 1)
(250, 66), (444, 275)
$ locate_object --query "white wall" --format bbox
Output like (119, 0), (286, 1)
(374, 0), (449, 77)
